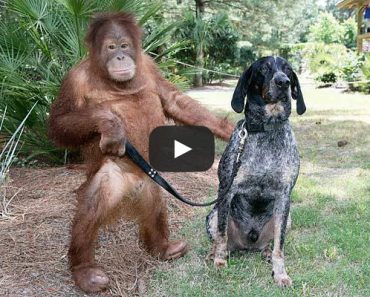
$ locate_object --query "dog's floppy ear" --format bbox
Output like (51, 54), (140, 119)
(231, 65), (253, 113)
(291, 71), (306, 115)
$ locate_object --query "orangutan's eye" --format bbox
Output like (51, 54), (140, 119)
(121, 43), (129, 49)
(108, 44), (116, 50)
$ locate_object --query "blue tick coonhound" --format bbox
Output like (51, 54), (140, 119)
(206, 56), (306, 287)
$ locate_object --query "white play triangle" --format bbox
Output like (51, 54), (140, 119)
(174, 140), (192, 159)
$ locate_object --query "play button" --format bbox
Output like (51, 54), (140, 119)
(149, 126), (215, 172)
(174, 140), (192, 158)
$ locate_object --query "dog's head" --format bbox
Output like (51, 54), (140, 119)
(231, 56), (306, 116)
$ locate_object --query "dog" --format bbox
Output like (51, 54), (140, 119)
(206, 56), (306, 287)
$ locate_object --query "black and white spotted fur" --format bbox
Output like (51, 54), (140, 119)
(206, 56), (306, 287)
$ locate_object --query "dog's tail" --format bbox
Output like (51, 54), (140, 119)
(248, 229), (259, 243)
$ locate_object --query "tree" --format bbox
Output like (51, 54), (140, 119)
(308, 12), (357, 49)
(342, 17), (357, 49)
(194, 0), (206, 87)
(218, 0), (319, 53)
(309, 12), (344, 44)
(324, 0), (353, 21)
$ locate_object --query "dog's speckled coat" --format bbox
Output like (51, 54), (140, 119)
(206, 56), (306, 287)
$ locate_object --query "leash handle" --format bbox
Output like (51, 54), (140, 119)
(125, 141), (219, 207)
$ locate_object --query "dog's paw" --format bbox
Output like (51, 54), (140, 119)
(207, 250), (215, 261)
(261, 247), (272, 263)
(273, 272), (292, 287)
(214, 258), (227, 268)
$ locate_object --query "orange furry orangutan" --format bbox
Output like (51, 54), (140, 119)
(48, 12), (234, 293)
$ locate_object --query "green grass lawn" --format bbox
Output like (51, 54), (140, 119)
(148, 85), (370, 297)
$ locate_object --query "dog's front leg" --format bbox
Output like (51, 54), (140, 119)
(272, 194), (292, 287)
(212, 191), (234, 268)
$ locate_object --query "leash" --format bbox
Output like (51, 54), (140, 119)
(217, 118), (288, 201)
(124, 122), (249, 207)
(236, 121), (248, 162)
(217, 121), (248, 201)
(125, 141), (220, 207)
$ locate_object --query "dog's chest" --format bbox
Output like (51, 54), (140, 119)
(235, 127), (299, 187)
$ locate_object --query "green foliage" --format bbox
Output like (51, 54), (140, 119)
(303, 42), (362, 83)
(324, 0), (353, 21)
(206, 14), (240, 65)
(308, 12), (357, 49)
(309, 12), (344, 44)
(203, 63), (235, 84)
(361, 53), (370, 79)
(317, 72), (337, 84)
(238, 42), (257, 68)
(0, 0), (182, 164)
(279, 43), (306, 72)
(237, 0), (319, 51)
(342, 17), (357, 49)
(352, 54), (370, 94)
(341, 51), (363, 82)
(173, 11), (240, 83)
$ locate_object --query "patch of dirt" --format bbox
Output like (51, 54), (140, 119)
(0, 163), (219, 297)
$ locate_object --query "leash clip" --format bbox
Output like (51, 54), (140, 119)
(236, 121), (248, 162)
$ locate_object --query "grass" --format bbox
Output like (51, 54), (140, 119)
(148, 84), (370, 296)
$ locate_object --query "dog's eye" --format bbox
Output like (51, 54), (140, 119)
(285, 68), (292, 75)
(261, 64), (270, 74)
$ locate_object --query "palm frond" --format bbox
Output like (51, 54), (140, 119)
(56, 0), (99, 18)
(144, 22), (177, 53)
(138, 2), (162, 26)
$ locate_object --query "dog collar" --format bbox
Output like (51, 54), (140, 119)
(245, 119), (288, 133)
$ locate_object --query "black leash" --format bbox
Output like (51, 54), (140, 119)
(125, 119), (284, 207)
(216, 121), (248, 202)
(125, 141), (219, 207)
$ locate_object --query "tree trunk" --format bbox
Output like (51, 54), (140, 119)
(194, 0), (206, 87)
(194, 41), (204, 87)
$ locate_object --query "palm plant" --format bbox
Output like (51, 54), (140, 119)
(174, 11), (238, 86)
(0, 0), (182, 163)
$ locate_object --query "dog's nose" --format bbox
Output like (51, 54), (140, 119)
(275, 76), (290, 89)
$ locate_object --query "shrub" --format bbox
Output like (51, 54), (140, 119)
(342, 17), (357, 49)
(279, 43), (306, 73)
(308, 12), (357, 50)
(309, 12), (344, 44)
(355, 54), (370, 94)
(317, 72), (337, 83)
(361, 54), (370, 79)
(238, 41), (257, 69)
(303, 42), (360, 83)
(203, 62), (236, 84)
(173, 11), (240, 83)
(340, 51), (363, 82)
